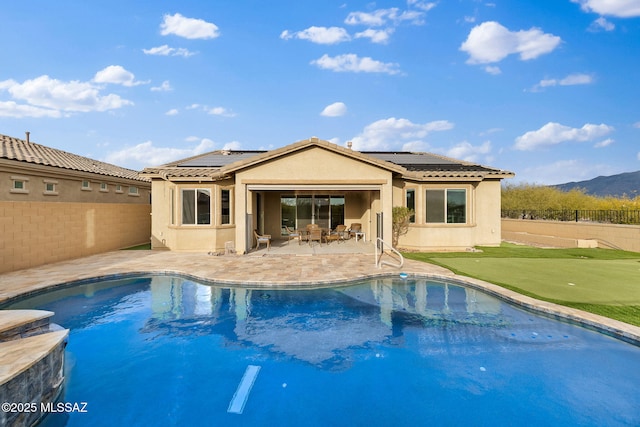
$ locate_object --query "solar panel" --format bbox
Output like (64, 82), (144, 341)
(178, 151), (265, 167)
(364, 152), (458, 165)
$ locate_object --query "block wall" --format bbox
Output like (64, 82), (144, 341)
(501, 219), (640, 252)
(0, 201), (151, 273)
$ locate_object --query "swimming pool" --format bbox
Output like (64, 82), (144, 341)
(7, 275), (640, 426)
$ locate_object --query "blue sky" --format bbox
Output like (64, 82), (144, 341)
(1, 0), (639, 184)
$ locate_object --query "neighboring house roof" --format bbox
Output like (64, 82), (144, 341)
(0, 133), (149, 182)
(141, 138), (514, 181)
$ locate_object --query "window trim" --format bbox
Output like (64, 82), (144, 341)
(425, 188), (468, 224)
(81, 180), (92, 191)
(406, 188), (416, 223)
(10, 176), (29, 194)
(180, 188), (212, 226)
(128, 186), (140, 197)
(43, 179), (59, 196)
(220, 188), (232, 225)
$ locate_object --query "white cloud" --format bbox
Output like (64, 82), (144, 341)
(93, 65), (148, 87)
(460, 21), (561, 64)
(571, 0), (640, 17)
(519, 159), (617, 185)
(0, 100), (63, 118)
(320, 102), (347, 117)
(589, 16), (616, 31)
(514, 122), (614, 150)
(350, 117), (454, 151)
(105, 138), (217, 169)
(345, 8), (425, 26)
(207, 106), (236, 117)
(484, 65), (502, 75)
(532, 73), (594, 91)
(165, 108), (179, 116)
(143, 44), (196, 57)
(160, 13), (220, 39)
(594, 138), (614, 148)
(407, 0), (437, 12)
(311, 53), (401, 75)
(151, 81), (172, 92)
(401, 140), (428, 152)
(280, 26), (350, 44)
(443, 140), (492, 162)
(354, 28), (394, 44)
(0, 75), (133, 116)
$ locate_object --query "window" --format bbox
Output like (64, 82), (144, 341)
(43, 179), (58, 196)
(406, 189), (415, 223)
(81, 180), (91, 190)
(220, 189), (231, 225)
(128, 186), (139, 196)
(115, 185), (123, 193)
(100, 182), (108, 192)
(426, 189), (466, 224)
(280, 194), (344, 231)
(10, 176), (29, 194)
(182, 189), (211, 225)
(170, 188), (175, 225)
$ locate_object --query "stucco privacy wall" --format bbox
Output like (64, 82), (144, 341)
(502, 219), (640, 252)
(0, 201), (151, 273)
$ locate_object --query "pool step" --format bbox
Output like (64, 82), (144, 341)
(0, 309), (55, 341)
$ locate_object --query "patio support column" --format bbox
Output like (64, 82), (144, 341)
(235, 182), (248, 254)
(381, 177), (394, 244)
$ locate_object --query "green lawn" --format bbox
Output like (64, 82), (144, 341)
(403, 243), (640, 326)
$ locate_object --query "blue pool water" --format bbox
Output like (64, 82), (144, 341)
(7, 275), (640, 426)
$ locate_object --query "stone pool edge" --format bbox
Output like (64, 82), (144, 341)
(0, 251), (638, 347)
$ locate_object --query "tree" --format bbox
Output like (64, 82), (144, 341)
(392, 206), (414, 248)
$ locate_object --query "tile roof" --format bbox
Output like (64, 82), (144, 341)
(0, 133), (149, 182)
(141, 138), (514, 181)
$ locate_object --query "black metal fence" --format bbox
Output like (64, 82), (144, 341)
(501, 209), (640, 225)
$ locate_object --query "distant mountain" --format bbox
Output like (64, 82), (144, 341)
(553, 170), (640, 198)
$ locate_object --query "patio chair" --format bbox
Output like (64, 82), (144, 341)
(253, 230), (271, 251)
(285, 226), (301, 245)
(348, 223), (361, 238)
(335, 225), (348, 241)
(308, 227), (322, 246)
(325, 225), (346, 244)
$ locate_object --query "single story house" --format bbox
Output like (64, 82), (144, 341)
(141, 137), (514, 254)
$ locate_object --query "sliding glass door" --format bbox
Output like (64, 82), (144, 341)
(281, 194), (344, 231)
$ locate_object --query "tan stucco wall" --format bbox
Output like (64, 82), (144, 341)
(0, 201), (151, 273)
(1, 162), (150, 204)
(235, 146), (394, 252)
(397, 180), (503, 251)
(149, 179), (236, 252)
(502, 219), (640, 252)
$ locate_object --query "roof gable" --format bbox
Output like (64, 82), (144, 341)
(141, 137), (514, 181)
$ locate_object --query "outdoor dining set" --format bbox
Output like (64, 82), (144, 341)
(253, 223), (364, 251)
(285, 223), (364, 246)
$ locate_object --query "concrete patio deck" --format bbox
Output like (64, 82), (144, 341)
(0, 249), (638, 344)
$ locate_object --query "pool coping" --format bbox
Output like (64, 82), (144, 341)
(1, 250), (638, 346)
